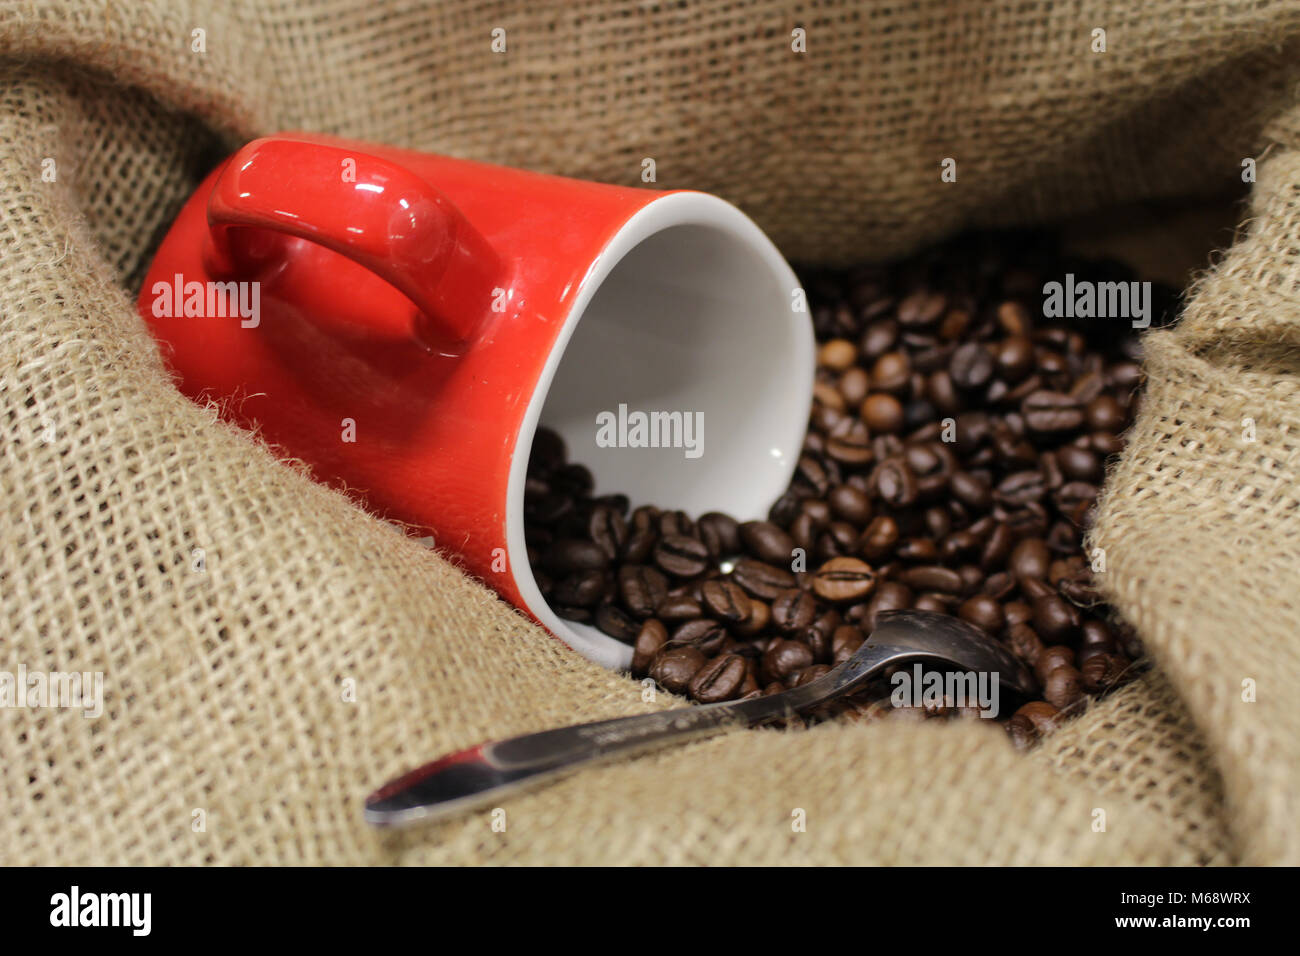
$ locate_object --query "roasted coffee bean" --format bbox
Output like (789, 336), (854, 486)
(1015, 700), (1061, 736)
(669, 619), (729, 655)
(729, 598), (768, 637)
(859, 515), (901, 560)
(950, 471), (992, 510)
(1032, 594), (1079, 643)
(595, 603), (639, 643)
(812, 556), (877, 602)
(897, 289), (948, 327)
(791, 664), (832, 687)
(1042, 664), (1084, 710)
(656, 594), (703, 621)
(1004, 714), (1039, 750)
(697, 511), (742, 559)
(818, 338), (857, 371)
(1009, 537), (1051, 580)
(898, 565), (964, 594)
(650, 646), (707, 694)
(1080, 653), (1127, 692)
(874, 457), (918, 506)
(730, 558), (797, 600)
(740, 520), (797, 564)
(619, 564), (669, 617)
(543, 538), (610, 574)
(762, 638), (815, 682)
(1007, 622), (1045, 667)
(653, 534), (710, 577)
(588, 504), (628, 560)
(862, 393), (905, 433)
(688, 654), (747, 703)
(631, 619), (669, 675)
(957, 594), (1005, 633)
(1022, 390), (1085, 433)
(553, 569), (607, 608)
(861, 317), (899, 357)
(771, 588), (819, 633)
(700, 578), (752, 624)
(1085, 393), (1126, 432)
(828, 484), (872, 524)
(949, 342), (994, 389)
(830, 624), (865, 663)
(1034, 645), (1076, 684)
(871, 351), (912, 393)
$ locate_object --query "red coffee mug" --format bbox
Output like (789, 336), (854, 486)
(139, 133), (813, 668)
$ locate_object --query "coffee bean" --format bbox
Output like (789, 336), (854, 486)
(1085, 394), (1126, 432)
(1034, 645), (1075, 684)
(543, 538), (610, 574)
(668, 619), (729, 655)
(818, 338), (857, 371)
(700, 578), (752, 624)
(812, 556), (876, 602)
(762, 639), (815, 682)
(1022, 391), (1085, 433)
(862, 393), (905, 433)
(958, 594), (1005, 633)
(772, 588), (818, 633)
(1009, 537), (1051, 580)
(650, 646), (707, 694)
(631, 619), (668, 675)
(1042, 665), (1084, 710)
(1080, 653), (1127, 692)
(897, 289), (948, 327)
(594, 603), (639, 643)
(740, 520), (797, 564)
(949, 342), (994, 389)
(656, 594), (703, 620)
(1015, 700), (1060, 736)
(1005, 715), (1038, 750)
(588, 504), (628, 561)
(697, 512), (741, 559)
(653, 534), (710, 577)
(619, 564), (669, 618)
(553, 569), (607, 608)
(730, 558), (797, 600)
(688, 654), (747, 703)
(828, 484), (872, 524)
(874, 457), (918, 506)
(1032, 594), (1079, 643)
(898, 565), (964, 594)
(871, 351), (911, 393)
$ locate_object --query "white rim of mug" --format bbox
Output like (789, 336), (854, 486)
(505, 190), (809, 670)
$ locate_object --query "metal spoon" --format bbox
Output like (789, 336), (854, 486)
(364, 609), (1038, 827)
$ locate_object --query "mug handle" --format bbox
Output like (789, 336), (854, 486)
(205, 136), (502, 352)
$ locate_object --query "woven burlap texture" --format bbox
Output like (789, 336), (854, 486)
(2, 0), (1296, 864)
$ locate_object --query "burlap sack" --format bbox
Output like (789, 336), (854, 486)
(2, 0), (1296, 865)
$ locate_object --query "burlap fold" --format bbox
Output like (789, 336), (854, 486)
(2, 0), (1297, 865)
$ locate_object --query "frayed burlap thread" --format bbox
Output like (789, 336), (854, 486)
(2, 0), (1296, 864)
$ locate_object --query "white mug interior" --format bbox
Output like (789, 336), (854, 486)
(506, 192), (814, 670)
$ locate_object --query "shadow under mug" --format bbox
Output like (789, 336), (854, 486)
(138, 133), (814, 669)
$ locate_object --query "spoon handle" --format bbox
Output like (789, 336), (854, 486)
(364, 683), (828, 827)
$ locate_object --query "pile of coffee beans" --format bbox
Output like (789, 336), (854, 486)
(524, 233), (1164, 749)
